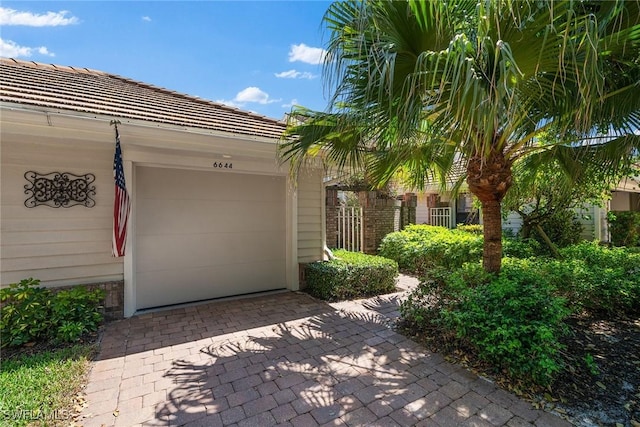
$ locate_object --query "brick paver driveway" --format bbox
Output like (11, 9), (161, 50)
(82, 287), (571, 427)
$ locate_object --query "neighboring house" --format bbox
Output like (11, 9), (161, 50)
(412, 174), (640, 242)
(415, 187), (479, 229)
(0, 58), (325, 318)
(611, 176), (640, 212)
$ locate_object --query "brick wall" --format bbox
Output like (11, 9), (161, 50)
(362, 199), (399, 254)
(325, 188), (340, 249)
(325, 188), (417, 255)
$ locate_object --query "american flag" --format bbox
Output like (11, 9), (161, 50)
(112, 125), (130, 257)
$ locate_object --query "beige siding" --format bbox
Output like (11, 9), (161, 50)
(296, 169), (323, 263)
(1, 133), (123, 287)
(503, 212), (523, 236)
(574, 205), (603, 241)
(502, 206), (603, 241)
(611, 191), (631, 211)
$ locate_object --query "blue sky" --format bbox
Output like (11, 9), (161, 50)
(0, 1), (333, 119)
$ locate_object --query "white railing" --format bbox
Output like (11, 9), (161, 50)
(430, 207), (451, 228)
(337, 206), (364, 252)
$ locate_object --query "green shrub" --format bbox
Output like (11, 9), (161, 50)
(549, 242), (640, 315)
(455, 224), (483, 235)
(305, 250), (398, 301)
(402, 259), (570, 386)
(50, 286), (104, 343)
(0, 279), (51, 347)
(400, 263), (490, 330)
(532, 209), (584, 249)
(440, 259), (570, 385)
(378, 225), (483, 272)
(1, 279), (105, 347)
(607, 210), (640, 247)
(502, 238), (541, 258)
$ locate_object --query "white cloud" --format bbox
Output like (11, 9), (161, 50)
(275, 69), (317, 80)
(0, 7), (78, 26)
(217, 87), (281, 109)
(215, 99), (242, 108)
(282, 99), (298, 108)
(235, 87), (270, 104)
(0, 38), (54, 58)
(234, 87), (280, 105)
(142, 16), (151, 22)
(288, 43), (326, 65)
(37, 46), (55, 57)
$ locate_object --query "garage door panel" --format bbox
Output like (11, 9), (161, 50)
(136, 167), (287, 310)
(137, 200), (285, 234)
(140, 169), (283, 202)
(136, 231), (286, 272)
(137, 261), (287, 309)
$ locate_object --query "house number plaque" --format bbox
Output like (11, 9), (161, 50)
(212, 162), (233, 169)
(24, 171), (96, 208)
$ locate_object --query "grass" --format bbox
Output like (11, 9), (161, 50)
(0, 344), (96, 427)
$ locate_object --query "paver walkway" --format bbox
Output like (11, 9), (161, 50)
(81, 276), (572, 427)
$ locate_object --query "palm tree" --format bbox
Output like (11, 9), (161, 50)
(280, 0), (640, 273)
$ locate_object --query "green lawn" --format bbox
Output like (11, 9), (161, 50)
(0, 344), (96, 427)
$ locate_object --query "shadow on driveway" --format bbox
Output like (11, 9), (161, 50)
(83, 291), (571, 427)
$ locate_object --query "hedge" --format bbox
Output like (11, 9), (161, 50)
(305, 249), (398, 301)
(378, 225), (483, 272)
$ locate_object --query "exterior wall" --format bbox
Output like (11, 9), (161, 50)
(416, 193), (429, 224)
(502, 206), (604, 241)
(574, 205), (605, 241)
(502, 212), (523, 236)
(1, 116), (123, 287)
(611, 191), (631, 211)
(2, 109), (327, 316)
(296, 168), (324, 263)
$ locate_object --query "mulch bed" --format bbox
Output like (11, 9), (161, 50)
(550, 315), (640, 427)
(1, 331), (100, 360)
(399, 314), (640, 427)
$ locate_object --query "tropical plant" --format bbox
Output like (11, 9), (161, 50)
(608, 210), (640, 246)
(502, 157), (625, 256)
(280, 0), (640, 273)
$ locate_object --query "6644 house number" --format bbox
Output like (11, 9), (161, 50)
(212, 162), (232, 169)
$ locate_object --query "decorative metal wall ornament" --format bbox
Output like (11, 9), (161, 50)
(24, 171), (96, 208)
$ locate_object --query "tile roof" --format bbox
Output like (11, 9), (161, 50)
(0, 58), (286, 140)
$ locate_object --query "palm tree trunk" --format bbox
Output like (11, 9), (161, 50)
(480, 199), (504, 273)
(467, 148), (513, 274)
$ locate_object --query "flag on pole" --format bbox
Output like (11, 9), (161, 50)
(112, 123), (130, 257)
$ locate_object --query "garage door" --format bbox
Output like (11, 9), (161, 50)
(135, 167), (287, 310)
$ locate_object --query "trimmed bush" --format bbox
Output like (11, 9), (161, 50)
(305, 250), (398, 301)
(608, 210), (640, 247)
(378, 225), (483, 272)
(1, 278), (105, 347)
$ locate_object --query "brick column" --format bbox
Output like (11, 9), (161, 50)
(360, 191), (400, 254)
(402, 193), (417, 228)
(325, 187), (339, 249)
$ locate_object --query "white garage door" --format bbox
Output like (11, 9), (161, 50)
(135, 167), (287, 310)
